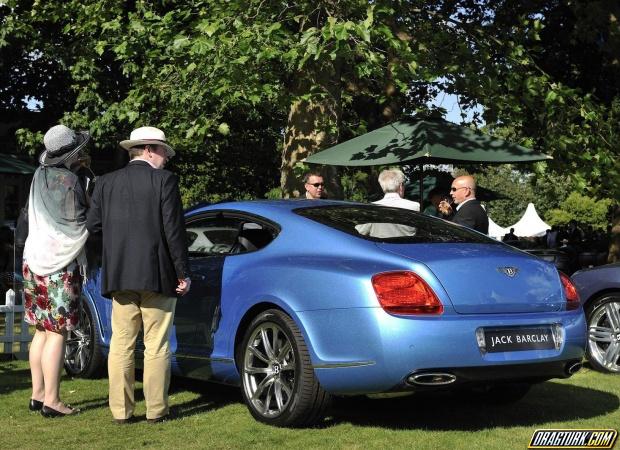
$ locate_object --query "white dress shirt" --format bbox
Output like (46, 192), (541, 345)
(373, 192), (420, 212)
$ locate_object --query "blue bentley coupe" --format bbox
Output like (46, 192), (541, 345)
(64, 200), (587, 426)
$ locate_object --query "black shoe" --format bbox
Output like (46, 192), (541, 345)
(114, 416), (136, 425)
(40, 405), (80, 418)
(29, 399), (43, 412)
(147, 415), (169, 424)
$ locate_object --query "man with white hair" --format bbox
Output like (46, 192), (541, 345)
(373, 168), (420, 211)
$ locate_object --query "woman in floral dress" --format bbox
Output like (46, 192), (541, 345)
(23, 124), (90, 417)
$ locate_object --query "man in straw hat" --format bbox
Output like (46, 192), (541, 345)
(87, 126), (190, 424)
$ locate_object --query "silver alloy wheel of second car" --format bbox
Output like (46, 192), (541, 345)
(64, 304), (92, 375)
(588, 298), (620, 373)
(242, 321), (296, 418)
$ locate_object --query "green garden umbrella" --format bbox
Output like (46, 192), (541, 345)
(0, 153), (36, 174)
(304, 117), (551, 201)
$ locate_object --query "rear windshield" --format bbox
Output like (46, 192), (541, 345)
(295, 205), (499, 244)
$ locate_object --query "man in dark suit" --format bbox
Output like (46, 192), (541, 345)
(438, 175), (489, 234)
(86, 126), (190, 424)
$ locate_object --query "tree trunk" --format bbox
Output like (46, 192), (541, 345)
(280, 60), (342, 199)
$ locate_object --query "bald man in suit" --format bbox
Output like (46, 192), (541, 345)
(438, 175), (488, 234)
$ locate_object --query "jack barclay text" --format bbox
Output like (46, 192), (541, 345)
(490, 333), (549, 348)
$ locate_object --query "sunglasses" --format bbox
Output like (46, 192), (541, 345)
(450, 186), (469, 192)
(308, 182), (324, 188)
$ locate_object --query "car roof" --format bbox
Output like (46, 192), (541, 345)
(186, 200), (382, 255)
(188, 199), (362, 217)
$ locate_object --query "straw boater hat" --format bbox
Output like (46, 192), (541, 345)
(39, 125), (90, 167)
(119, 126), (175, 158)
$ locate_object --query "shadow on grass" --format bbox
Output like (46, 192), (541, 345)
(326, 381), (620, 430)
(3, 361), (617, 429)
(75, 375), (618, 428)
(67, 375), (240, 420)
(0, 363), (32, 395)
(0, 363), (238, 422)
(168, 377), (241, 420)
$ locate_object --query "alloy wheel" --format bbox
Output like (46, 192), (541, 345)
(242, 322), (296, 418)
(588, 299), (620, 373)
(64, 304), (92, 374)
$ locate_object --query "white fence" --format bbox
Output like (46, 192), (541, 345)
(0, 291), (31, 359)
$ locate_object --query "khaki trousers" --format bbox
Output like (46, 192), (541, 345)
(108, 290), (176, 420)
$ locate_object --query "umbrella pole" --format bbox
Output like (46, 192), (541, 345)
(418, 163), (424, 207)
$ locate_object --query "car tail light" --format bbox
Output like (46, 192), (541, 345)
(559, 272), (580, 310)
(372, 271), (443, 315)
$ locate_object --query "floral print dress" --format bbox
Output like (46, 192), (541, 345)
(23, 261), (82, 332)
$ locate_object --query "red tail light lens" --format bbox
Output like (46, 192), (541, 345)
(372, 271), (443, 315)
(559, 272), (580, 310)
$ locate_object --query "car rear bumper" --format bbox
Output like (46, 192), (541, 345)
(297, 307), (586, 395)
(399, 359), (582, 390)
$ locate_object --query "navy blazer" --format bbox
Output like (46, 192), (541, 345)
(86, 160), (189, 297)
(452, 199), (489, 234)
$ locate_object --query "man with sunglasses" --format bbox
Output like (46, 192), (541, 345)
(438, 175), (488, 234)
(304, 171), (327, 199)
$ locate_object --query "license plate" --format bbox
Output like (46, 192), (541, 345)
(483, 326), (555, 353)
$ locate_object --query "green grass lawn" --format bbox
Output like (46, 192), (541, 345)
(1, 359), (618, 449)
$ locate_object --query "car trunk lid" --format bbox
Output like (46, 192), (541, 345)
(376, 243), (564, 314)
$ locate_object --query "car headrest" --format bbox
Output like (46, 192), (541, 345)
(238, 228), (273, 250)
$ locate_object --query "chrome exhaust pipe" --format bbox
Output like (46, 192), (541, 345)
(407, 372), (457, 386)
(566, 361), (582, 375)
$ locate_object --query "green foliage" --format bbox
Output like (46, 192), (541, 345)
(546, 192), (613, 229)
(340, 169), (370, 202)
(2, 1), (619, 205)
(476, 164), (613, 230)
(2, 0), (441, 200)
(528, 165), (574, 221)
(15, 128), (43, 157)
(476, 166), (536, 227)
(264, 187), (283, 200)
(546, 209), (573, 226)
(431, 2), (620, 200)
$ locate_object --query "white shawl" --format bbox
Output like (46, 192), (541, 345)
(23, 166), (89, 275)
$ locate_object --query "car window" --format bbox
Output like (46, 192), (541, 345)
(233, 222), (276, 254)
(295, 205), (499, 244)
(186, 218), (239, 256)
(186, 215), (277, 256)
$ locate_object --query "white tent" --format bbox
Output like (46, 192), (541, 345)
(487, 216), (507, 240)
(508, 203), (550, 238)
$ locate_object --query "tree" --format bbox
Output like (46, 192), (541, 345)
(474, 166), (536, 227)
(546, 192), (613, 229)
(467, 1), (620, 200)
(2, 1), (619, 209)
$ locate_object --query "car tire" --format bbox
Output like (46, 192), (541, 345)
(64, 297), (105, 378)
(237, 309), (331, 427)
(585, 294), (620, 373)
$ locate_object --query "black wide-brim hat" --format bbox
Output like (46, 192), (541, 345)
(39, 125), (91, 167)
